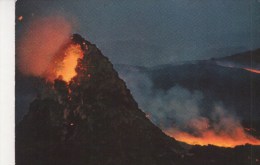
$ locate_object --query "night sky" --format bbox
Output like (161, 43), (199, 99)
(16, 0), (260, 67)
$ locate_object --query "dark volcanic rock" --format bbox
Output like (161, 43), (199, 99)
(16, 34), (184, 165)
(183, 144), (260, 165)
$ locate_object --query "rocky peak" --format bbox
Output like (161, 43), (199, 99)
(16, 34), (184, 165)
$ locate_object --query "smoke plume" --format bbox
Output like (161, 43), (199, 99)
(17, 16), (72, 77)
(117, 67), (205, 127)
(117, 65), (260, 147)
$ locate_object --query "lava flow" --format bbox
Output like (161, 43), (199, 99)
(55, 44), (84, 82)
(243, 68), (260, 74)
(165, 127), (260, 148)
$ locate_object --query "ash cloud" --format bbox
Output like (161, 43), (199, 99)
(17, 16), (72, 77)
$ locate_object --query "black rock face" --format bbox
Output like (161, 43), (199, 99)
(16, 34), (184, 165)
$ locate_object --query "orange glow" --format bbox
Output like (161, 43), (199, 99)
(18, 16), (23, 21)
(17, 16), (72, 77)
(165, 127), (260, 148)
(55, 44), (83, 82)
(243, 68), (260, 74)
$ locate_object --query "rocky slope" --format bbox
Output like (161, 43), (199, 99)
(16, 34), (184, 165)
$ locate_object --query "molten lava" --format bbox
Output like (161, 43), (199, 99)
(55, 44), (84, 82)
(18, 16), (23, 21)
(243, 68), (260, 74)
(165, 127), (260, 148)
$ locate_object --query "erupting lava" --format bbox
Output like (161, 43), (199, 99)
(243, 68), (260, 74)
(165, 128), (260, 148)
(17, 16), (73, 77)
(55, 44), (84, 82)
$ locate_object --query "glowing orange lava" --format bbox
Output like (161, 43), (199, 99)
(165, 128), (260, 148)
(56, 44), (83, 82)
(243, 68), (260, 74)
(18, 16), (23, 21)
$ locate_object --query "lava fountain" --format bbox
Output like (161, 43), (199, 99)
(54, 44), (84, 82)
(17, 16), (85, 83)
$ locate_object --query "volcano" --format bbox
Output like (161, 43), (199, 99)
(16, 34), (260, 165)
(16, 34), (184, 165)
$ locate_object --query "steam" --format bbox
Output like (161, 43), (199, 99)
(165, 105), (260, 147)
(117, 66), (260, 147)
(117, 67), (205, 128)
(17, 16), (72, 77)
